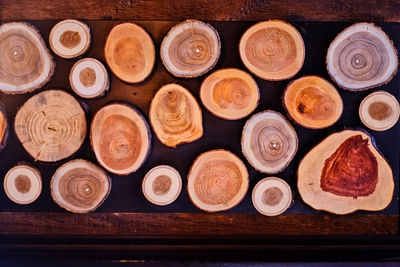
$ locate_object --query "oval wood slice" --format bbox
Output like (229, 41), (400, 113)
(327, 23), (398, 91)
(200, 68), (260, 120)
(283, 75), (343, 129)
(239, 20), (305, 81)
(187, 149), (249, 212)
(105, 23), (155, 83)
(14, 90), (87, 162)
(0, 101), (9, 152)
(91, 103), (151, 175)
(241, 110), (298, 174)
(298, 130), (394, 215)
(160, 20), (221, 78)
(51, 159), (111, 213)
(0, 22), (54, 94)
(150, 83), (203, 147)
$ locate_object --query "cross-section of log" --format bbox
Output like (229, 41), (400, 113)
(142, 165), (182, 206)
(91, 103), (151, 175)
(51, 159), (111, 213)
(160, 20), (221, 78)
(359, 91), (400, 131)
(298, 130), (394, 215)
(14, 90), (87, 162)
(105, 23), (155, 83)
(70, 58), (109, 98)
(150, 83), (203, 147)
(4, 164), (42, 205)
(187, 149), (249, 212)
(0, 101), (8, 152)
(327, 23), (398, 91)
(200, 68), (260, 120)
(0, 22), (54, 94)
(49, 19), (91, 59)
(241, 111), (298, 174)
(239, 20), (305, 81)
(283, 76), (343, 129)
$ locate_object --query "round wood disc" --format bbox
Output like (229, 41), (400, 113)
(105, 23), (155, 83)
(0, 22), (54, 94)
(90, 103), (151, 175)
(160, 20), (221, 78)
(142, 165), (182, 206)
(70, 58), (109, 98)
(49, 19), (91, 59)
(4, 164), (42, 205)
(359, 91), (400, 131)
(252, 177), (292, 216)
(14, 90), (87, 162)
(0, 102), (9, 152)
(327, 23), (398, 91)
(200, 68), (260, 120)
(187, 149), (249, 212)
(239, 20), (305, 81)
(51, 159), (111, 213)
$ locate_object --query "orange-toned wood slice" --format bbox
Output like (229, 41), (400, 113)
(0, 101), (8, 152)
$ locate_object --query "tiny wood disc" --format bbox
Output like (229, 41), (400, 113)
(142, 165), (182, 206)
(4, 164), (42, 204)
(0, 102), (8, 152)
(49, 19), (91, 59)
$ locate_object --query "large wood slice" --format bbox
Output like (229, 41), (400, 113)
(51, 159), (111, 213)
(0, 22), (54, 94)
(239, 20), (305, 81)
(298, 130), (394, 215)
(90, 103), (151, 175)
(14, 90), (87, 162)
(105, 23), (155, 83)
(0, 101), (9, 152)
(327, 23), (398, 91)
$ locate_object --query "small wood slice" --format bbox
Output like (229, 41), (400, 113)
(187, 149), (249, 212)
(0, 102), (9, 152)
(70, 58), (109, 98)
(49, 19), (91, 59)
(150, 83), (203, 147)
(51, 159), (111, 213)
(200, 68), (260, 120)
(142, 165), (182, 206)
(105, 23), (155, 83)
(298, 130), (394, 215)
(241, 110), (298, 174)
(327, 23), (398, 91)
(252, 177), (292, 216)
(90, 103), (151, 175)
(359, 91), (400, 131)
(160, 20), (221, 78)
(239, 20), (305, 81)
(0, 22), (54, 94)
(14, 90), (87, 162)
(283, 75), (343, 129)
(4, 164), (42, 205)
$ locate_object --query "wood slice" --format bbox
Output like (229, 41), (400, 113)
(142, 165), (182, 206)
(69, 57), (109, 98)
(327, 23), (398, 91)
(0, 22), (54, 94)
(239, 20), (305, 81)
(298, 130), (394, 215)
(187, 149), (249, 212)
(90, 103), (151, 175)
(200, 68), (260, 120)
(160, 20), (221, 78)
(252, 177), (292, 216)
(14, 90), (87, 162)
(241, 110), (298, 174)
(105, 23), (155, 83)
(0, 101), (9, 152)
(283, 75), (343, 129)
(149, 83), (203, 147)
(359, 91), (400, 131)
(49, 19), (91, 59)
(51, 159), (111, 213)
(4, 164), (42, 205)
